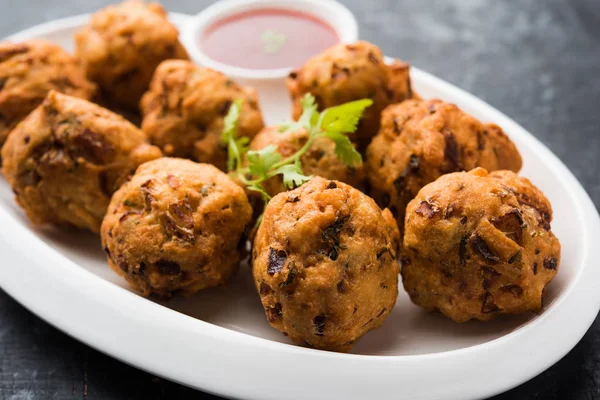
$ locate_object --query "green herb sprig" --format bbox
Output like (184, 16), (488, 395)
(223, 94), (373, 204)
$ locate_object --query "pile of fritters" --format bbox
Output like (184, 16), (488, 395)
(0, 1), (560, 353)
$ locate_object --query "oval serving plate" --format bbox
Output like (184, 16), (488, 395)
(1, 13), (599, 400)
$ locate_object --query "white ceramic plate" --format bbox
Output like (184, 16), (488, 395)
(1, 13), (599, 400)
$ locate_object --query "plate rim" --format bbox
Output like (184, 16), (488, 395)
(1, 12), (599, 400)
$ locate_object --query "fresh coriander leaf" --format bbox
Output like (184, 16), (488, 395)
(301, 92), (316, 109)
(246, 144), (282, 178)
(222, 99), (242, 145)
(227, 135), (249, 171)
(280, 93), (319, 134)
(247, 183), (271, 201)
(319, 99), (373, 135)
(323, 130), (363, 166)
(278, 121), (298, 133)
(253, 205), (267, 230)
(271, 160), (312, 189)
(299, 93), (320, 126)
(221, 99), (247, 171)
(223, 93), (372, 231)
(261, 30), (286, 54)
(226, 150), (235, 172)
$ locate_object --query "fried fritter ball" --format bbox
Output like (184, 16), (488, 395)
(74, 0), (189, 110)
(366, 99), (523, 230)
(140, 60), (264, 170)
(1, 91), (162, 232)
(248, 126), (364, 197)
(101, 158), (253, 297)
(286, 41), (414, 151)
(401, 168), (560, 322)
(253, 177), (400, 352)
(0, 40), (96, 148)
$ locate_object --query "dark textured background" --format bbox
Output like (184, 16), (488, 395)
(1, 0), (599, 398)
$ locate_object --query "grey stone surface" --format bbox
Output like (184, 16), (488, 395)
(0, 0), (599, 398)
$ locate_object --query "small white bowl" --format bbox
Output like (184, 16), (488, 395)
(181, 0), (358, 82)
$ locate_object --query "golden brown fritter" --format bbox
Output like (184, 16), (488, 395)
(286, 41), (414, 151)
(101, 158), (253, 297)
(74, 0), (189, 110)
(1, 91), (162, 232)
(401, 168), (560, 322)
(253, 177), (400, 352)
(248, 126), (364, 197)
(0, 40), (96, 148)
(366, 99), (523, 231)
(140, 60), (264, 170)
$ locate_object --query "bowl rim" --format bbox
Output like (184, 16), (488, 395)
(180, 0), (359, 81)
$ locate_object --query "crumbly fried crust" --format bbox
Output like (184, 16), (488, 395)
(401, 168), (560, 322)
(0, 40), (96, 147)
(101, 158), (253, 297)
(141, 60), (264, 170)
(253, 177), (400, 352)
(75, 1), (189, 110)
(366, 99), (522, 231)
(1, 91), (161, 232)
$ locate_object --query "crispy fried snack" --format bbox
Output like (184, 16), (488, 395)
(0, 40), (96, 148)
(286, 41), (414, 151)
(253, 177), (400, 352)
(366, 99), (522, 231)
(75, 1), (189, 110)
(141, 60), (264, 170)
(1, 91), (162, 232)
(401, 168), (560, 322)
(101, 158), (253, 297)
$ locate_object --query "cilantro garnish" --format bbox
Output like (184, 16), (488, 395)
(221, 99), (249, 172)
(223, 94), (373, 208)
(261, 30), (287, 54)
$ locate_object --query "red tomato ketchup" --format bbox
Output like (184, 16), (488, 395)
(200, 9), (339, 70)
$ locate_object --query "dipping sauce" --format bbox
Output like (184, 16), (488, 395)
(201, 9), (339, 70)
